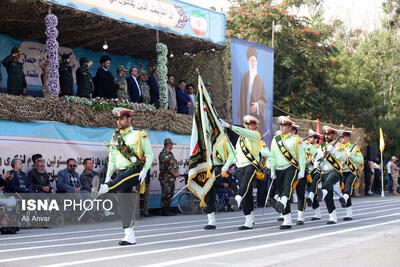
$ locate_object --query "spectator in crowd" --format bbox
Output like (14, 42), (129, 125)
(5, 158), (33, 193)
(127, 67), (143, 103)
(76, 57), (94, 98)
(167, 75), (177, 111)
(364, 159), (374, 196)
(390, 157), (399, 195)
(27, 159), (52, 193)
(139, 72), (151, 104)
(176, 80), (192, 114)
(205, 81), (211, 91)
(387, 156), (396, 194)
(148, 69), (160, 108)
(59, 53), (74, 96)
(32, 154), (43, 165)
(39, 56), (49, 97)
(0, 177), (17, 235)
(93, 55), (116, 99)
(80, 158), (100, 192)
(372, 157), (382, 195)
(216, 166), (238, 211)
(114, 65), (129, 101)
(186, 83), (195, 115)
(57, 158), (87, 193)
(1, 47), (27, 95)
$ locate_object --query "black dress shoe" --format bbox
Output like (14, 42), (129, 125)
(280, 225), (291, 230)
(238, 225), (253, 230)
(311, 217), (321, 221)
(343, 217), (352, 221)
(296, 220), (304, 225)
(277, 217), (284, 222)
(326, 221), (336, 225)
(339, 197), (346, 208)
(204, 225), (216, 230)
(275, 201), (285, 214)
(119, 240), (136, 246)
(306, 198), (313, 207)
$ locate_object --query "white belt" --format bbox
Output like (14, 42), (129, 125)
(276, 165), (291, 171)
(236, 162), (251, 168)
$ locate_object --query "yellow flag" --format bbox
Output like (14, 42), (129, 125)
(379, 128), (385, 152)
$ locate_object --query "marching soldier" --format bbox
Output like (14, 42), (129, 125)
(269, 116), (306, 229)
(305, 129), (323, 221)
(159, 138), (181, 216)
(204, 135), (235, 230)
(339, 130), (363, 220)
(314, 126), (347, 224)
(220, 115), (267, 230)
(91, 108), (154, 245)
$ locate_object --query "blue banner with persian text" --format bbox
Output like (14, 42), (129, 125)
(46, 0), (226, 46)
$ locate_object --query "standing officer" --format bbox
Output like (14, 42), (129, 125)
(269, 116), (306, 229)
(220, 115), (267, 230)
(203, 135), (235, 230)
(159, 138), (181, 216)
(91, 107), (153, 246)
(339, 130), (363, 221)
(59, 53), (74, 96)
(76, 57), (94, 98)
(2, 47), (27, 95)
(314, 126), (347, 224)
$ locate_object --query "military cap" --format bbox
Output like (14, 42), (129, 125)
(308, 129), (322, 139)
(11, 47), (23, 55)
(322, 125), (337, 134)
(246, 46), (257, 60)
(112, 107), (133, 117)
(278, 116), (294, 126)
(100, 55), (111, 64)
(117, 65), (128, 72)
(292, 123), (300, 129)
(205, 81), (211, 86)
(61, 53), (72, 60)
(243, 115), (259, 125)
(391, 156), (398, 161)
(164, 138), (176, 146)
(342, 130), (352, 137)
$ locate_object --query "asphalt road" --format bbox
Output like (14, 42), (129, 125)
(1, 196), (399, 267)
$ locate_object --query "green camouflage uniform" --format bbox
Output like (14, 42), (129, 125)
(158, 148), (178, 208)
(114, 76), (129, 100)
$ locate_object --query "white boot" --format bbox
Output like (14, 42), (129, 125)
(276, 196), (288, 214)
(235, 195), (242, 206)
(327, 210), (337, 224)
(319, 189), (328, 202)
(308, 192), (315, 200)
(296, 210), (305, 225)
(119, 227), (136, 245)
(98, 184), (109, 196)
(204, 212), (216, 229)
(344, 206), (353, 221)
(251, 211), (255, 225)
(277, 213), (284, 222)
(280, 213), (292, 229)
(311, 207), (321, 221)
(238, 214), (253, 230)
(229, 195), (242, 210)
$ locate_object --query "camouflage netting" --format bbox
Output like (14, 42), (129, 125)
(149, 48), (230, 119)
(0, 94), (193, 134)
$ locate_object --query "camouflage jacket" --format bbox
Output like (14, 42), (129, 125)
(158, 148), (178, 181)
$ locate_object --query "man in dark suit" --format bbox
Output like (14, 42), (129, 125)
(175, 80), (191, 114)
(56, 158), (88, 193)
(238, 46), (267, 134)
(148, 69), (160, 108)
(127, 67), (143, 103)
(93, 55), (117, 99)
(27, 159), (52, 193)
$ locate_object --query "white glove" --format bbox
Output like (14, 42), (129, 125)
(130, 156), (137, 163)
(298, 171), (305, 179)
(221, 163), (230, 174)
(271, 171), (276, 180)
(219, 119), (230, 128)
(139, 170), (147, 184)
(105, 176), (111, 183)
(313, 161), (320, 169)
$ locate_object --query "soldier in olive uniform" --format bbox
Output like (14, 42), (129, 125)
(92, 108), (153, 246)
(339, 130), (363, 221)
(158, 138), (181, 216)
(59, 53), (74, 96)
(269, 116), (306, 229)
(2, 47), (27, 95)
(76, 57), (93, 98)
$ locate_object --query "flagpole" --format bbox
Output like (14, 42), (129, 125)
(381, 150), (384, 197)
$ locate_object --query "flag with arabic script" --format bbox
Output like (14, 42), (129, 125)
(187, 75), (225, 206)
